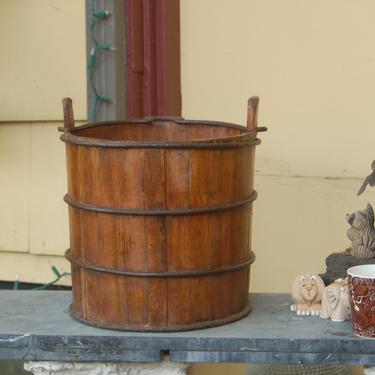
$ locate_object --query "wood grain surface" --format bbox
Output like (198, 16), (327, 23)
(62, 100), (261, 331)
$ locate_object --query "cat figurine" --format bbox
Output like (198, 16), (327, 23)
(346, 203), (375, 258)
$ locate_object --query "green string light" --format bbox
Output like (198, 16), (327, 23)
(12, 266), (71, 291)
(13, 276), (20, 290)
(94, 9), (110, 18)
(88, 0), (113, 122)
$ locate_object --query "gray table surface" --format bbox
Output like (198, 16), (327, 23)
(0, 291), (373, 364)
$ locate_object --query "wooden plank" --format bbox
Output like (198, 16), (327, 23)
(145, 217), (167, 271)
(143, 149), (168, 325)
(77, 146), (99, 204)
(147, 279), (168, 327)
(165, 149), (190, 270)
(165, 149), (189, 210)
(189, 276), (212, 323)
(123, 149), (145, 208)
(211, 273), (235, 320)
(127, 278), (149, 325)
(143, 149), (166, 209)
(97, 148), (124, 207)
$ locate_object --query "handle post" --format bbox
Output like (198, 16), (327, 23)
(62, 98), (75, 132)
(247, 96), (259, 134)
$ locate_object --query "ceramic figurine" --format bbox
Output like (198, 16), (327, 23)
(357, 160), (375, 195)
(320, 278), (350, 322)
(346, 203), (375, 258)
(290, 273), (325, 316)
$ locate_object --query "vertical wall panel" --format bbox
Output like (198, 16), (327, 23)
(29, 123), (69, 255)
(0, 124), (29, 252)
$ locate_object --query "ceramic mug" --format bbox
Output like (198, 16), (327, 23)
(347, 264), (375, 338)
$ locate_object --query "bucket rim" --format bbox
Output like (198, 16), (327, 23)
(59, 118), (261, 149)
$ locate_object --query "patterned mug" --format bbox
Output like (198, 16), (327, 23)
(347, 264), (375, 338)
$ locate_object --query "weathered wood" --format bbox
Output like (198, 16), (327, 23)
(61, 101), (263, 331)
(247, 96), (259, 134)
(62, 98), (75, 131)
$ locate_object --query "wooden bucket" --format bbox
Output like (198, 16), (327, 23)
(61, 97), (266, 331)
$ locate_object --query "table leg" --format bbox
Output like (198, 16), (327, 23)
(24, 356), (191, 375)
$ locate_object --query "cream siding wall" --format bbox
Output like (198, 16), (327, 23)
(0, 0), (86, 121)
(0, 124), (29, 252)
(181, 0), (375, 178)
(0, 0), (86, 284)
(180, 0), (375, 295)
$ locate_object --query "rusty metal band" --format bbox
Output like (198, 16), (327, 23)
(64, 191), (257, 216)
(60, 133), (261, 149)
(65, 249), (255, 278)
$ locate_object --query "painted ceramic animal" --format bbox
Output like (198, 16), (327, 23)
(346, 203), (375, 258)
(357, 160), (375, 195)
(320, 278), (350, 322)
(290, 273), (325, 316)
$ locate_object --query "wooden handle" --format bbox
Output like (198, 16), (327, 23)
(247, 96), (259, 134)
(62, 98), (75, 131)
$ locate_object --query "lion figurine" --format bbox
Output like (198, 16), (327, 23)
(346, 203), (375, 258)
(290, 273), (325, 316)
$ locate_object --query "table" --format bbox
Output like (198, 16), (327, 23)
(0, 291), (373, 374)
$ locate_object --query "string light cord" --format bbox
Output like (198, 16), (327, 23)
(88, 0), (114, 121)
(13, 266), (71, 291)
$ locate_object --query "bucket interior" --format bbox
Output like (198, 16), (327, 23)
(70, 121), (248, 143)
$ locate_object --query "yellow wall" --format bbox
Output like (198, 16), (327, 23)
(181, 0), (375, 178)
(0, 1), (373, 374)
(0, 0), (86, 121)
(180, 2), (374, 373)
(0, 0), (86, 284)
(181, 0), (375, 294)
